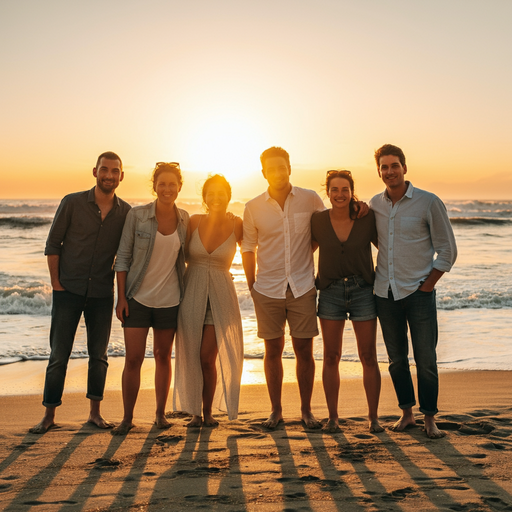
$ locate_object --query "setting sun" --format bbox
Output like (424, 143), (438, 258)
(180, 109), (267, 183)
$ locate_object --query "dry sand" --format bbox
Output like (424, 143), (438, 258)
(1, 359), (512, 511)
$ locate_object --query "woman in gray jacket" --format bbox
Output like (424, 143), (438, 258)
(112, 162), (189, 435)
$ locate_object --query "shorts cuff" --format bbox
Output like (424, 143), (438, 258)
(318, 313), (348, 321)
(289, 329), (319, 339)
(350, 313), (377, 322)
(258, 330), (285, 340)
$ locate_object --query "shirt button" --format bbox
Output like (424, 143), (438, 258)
(344, 278), (348, 282)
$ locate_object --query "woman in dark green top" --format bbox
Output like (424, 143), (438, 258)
(311, 170), (383, 433)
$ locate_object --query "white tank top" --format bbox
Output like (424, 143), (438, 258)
(134, 230), (180, 308)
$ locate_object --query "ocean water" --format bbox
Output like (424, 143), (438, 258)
(0, 198), (511, 370)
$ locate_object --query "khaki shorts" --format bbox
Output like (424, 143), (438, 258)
(251, 286), (318, 340)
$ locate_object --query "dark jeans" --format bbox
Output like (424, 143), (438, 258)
(376, 288), (439, 416)
(43, 290), (113, 407)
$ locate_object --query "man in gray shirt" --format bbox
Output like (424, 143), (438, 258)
(30, 152), (131, 434)
(370, 144), (457, 438)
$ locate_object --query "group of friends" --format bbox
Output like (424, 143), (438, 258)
(29, 144), (457, 440)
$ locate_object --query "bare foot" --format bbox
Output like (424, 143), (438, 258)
(155, 416), (172, 429)
(29, 419), (57, 434)
(186, 415), (202, 428)
(203, 414), (219, 427)
(88, 414), (115, 429)
(322, 419), (341, 433)
(301, 412), (322, 429)
(389, 409), (416, 432)
(261, 412), (284, 430)
(424, 415), (446, 439)
(369, 419), (385, 433)
(111, 421), (134, 436)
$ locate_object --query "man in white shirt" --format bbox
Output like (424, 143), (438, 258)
(369, 144), (457, 439)
(242, 147), (325, 429)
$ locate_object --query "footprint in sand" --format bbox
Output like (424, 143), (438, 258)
(156, 434), (183, 445)
(459, 422), (495, 435)
(89, 457), (121, 470)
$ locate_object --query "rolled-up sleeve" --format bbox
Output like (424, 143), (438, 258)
(241, 205), (257, 254)
(113, 209), (135, 272)
(45, 197), (72, 256)
(429, 196), (457, 272)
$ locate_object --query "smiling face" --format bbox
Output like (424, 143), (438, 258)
(155, 171), (181, 206)
(261, 156), (291, 193)
(328, 177), (352, 210)
(93, 157), (123, 194)
(204, 181), (230, 213)
(378, 154), (407, 191)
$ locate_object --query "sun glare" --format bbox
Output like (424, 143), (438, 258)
(182, 111), (267, 182)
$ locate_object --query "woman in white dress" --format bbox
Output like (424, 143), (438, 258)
(112, 162), (188, 435)
(173, 174), (244, 427)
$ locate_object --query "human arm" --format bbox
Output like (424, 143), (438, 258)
(242, 251), (256, 291)
(115, 271), (129, 321)
(429, 196), (458, 272)
(47, 255), (66, 291)
(418, 268), (444, 293)
(355, 201), (369, 218)
(113, 209), (137, 273)
(240, 204), (258, 290)
(234, 216), (243, 245)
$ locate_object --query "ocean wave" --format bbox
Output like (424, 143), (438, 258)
(438, 290), (512, 310)
(0, 281), (52, 315)
(450, 217), (511, 225)
(0, 216), (53, 229)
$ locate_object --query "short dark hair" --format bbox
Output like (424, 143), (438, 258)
(260, 146), (290, 169)
(374, 144), (406, 167)
(151, 162), (182, 193)
(202, 174), (232, 205)
(95, 151), (122, 170)
(325, 170), (359, 220)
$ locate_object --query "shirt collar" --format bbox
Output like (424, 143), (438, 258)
(383, 181), (414, 202)
(88, 186), (121, 208)
(149, 200), (185, 223)
(264, 184), (296, 201)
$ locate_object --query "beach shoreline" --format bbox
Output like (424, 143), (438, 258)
(1, 360), (512, 510)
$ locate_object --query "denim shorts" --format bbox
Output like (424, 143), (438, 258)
(318, 275), (376, 322)
(123, 298), (179, 330)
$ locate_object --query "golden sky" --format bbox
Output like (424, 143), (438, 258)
(1, 0), (511, 200)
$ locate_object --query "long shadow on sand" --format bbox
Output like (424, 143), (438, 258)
(2, 424), (91, 511)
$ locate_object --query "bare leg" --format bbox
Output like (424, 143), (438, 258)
(153, 327), (175, 428)
(29, 406), (57, 434)
(262, 336), (285, 429)
(353, 318), (384, 433)
(424, 414), (446, 438)
(389, 406), (416, 431)
(200, 325), (219, 427)
(292, 336), (321, 429)
(88, 399), (114, 429)
(319, 318), (344, 432)
(112, 327), (148, 435)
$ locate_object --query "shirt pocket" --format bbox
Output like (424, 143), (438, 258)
(399, 216), (423, 240)
(294, 212), (311, 234)
(134, 231), (151, 250)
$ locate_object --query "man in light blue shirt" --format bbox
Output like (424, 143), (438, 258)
(370, 144), (457, 438)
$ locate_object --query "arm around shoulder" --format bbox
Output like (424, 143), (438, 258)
(235, 216), (243, 244)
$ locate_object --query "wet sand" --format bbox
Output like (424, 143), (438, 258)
(1, 359), (512, 511)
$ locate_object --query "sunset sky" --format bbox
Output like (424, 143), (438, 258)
(1, 0), (511, 200)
